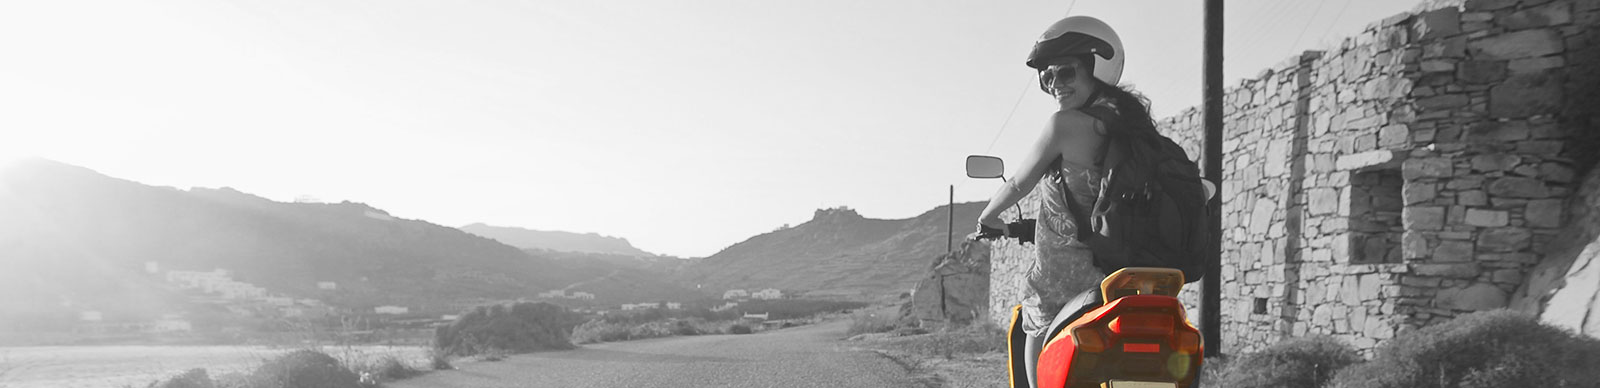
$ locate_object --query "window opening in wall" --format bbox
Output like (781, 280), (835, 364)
(1350, 169), (1403, 263)
(1253, 298), (1268, 314)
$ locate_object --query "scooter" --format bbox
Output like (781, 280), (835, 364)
(967, 155), (1204, 388)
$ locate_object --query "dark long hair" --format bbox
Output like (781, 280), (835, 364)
(1090, 79), (1160, 139)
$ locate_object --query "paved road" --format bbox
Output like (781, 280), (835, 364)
(392, 319), (926, 388)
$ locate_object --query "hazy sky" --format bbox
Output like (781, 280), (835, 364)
(1, 0), (1429, 257)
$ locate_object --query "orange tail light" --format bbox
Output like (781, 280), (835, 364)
(1174, 331), (1202, 354)
(1072, 326), (1107, 353)
(1107, 313), (1174, 337)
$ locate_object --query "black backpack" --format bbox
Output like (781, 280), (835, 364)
(1054, 105), (1214, 283)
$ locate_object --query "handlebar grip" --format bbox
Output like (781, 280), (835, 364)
(1009, 219), (1036, 244)
(976, 224), (1005, 240)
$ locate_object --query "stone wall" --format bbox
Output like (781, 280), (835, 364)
(987, 0), (1600, 355)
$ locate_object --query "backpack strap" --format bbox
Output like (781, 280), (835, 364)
(1052, 103), (1118, 241)
(1079, 105), (1119, 169)
(1060, 179), (1096, 242)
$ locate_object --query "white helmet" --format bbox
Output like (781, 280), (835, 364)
(1026, 16), (1124, 86)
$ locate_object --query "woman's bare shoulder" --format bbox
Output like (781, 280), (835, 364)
(1048, 109), (1106, 135)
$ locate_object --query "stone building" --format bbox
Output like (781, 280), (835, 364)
(988, 0), (1600, 355)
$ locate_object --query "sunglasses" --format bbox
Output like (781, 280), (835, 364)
(1039, 62), (1085, 87)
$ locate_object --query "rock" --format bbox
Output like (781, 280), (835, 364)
(1423, 36), (1468, 59)
(1465, 0), (1518, 11)
(1490, 73), (1563, 118)
(1466, 121), (1530, 142)
(1436, 240), (1475, 262)
(1404, 206), (1446, 230)
(1516, 141), (1563, 154)
(1414, 8), (1462, 39)
(1501, 3), (1573, 30)
(1250, 198), (1276, 235)
(1479, 252), (1538, 263)
(1309, 188), (1339, 216)
(1435, 282), (1509, 311)
(1337, 150), (1402, 171)
(1526, 199), (1564, 228)
(1468, 29), (1564, 60)
(1487, 177), (1550, 198)
(1540, 244), (1600, 336)
(1508, 56), (1565, 74)
(1492, 269), (1523, 284)
(1447, 177), (1484, 190)
(1459, 60), (1508, 84)
(1417, 94), (1469, 111)
(1415, 263), (1482, 278)
(1403, 232), (1431, 259)
(1402, 158), (1454, 180)
(1314, 304), (1334, 328)
(1379, 124), (1410, 146)
(1479, 228), (1532, 252)
(1459, 190), (1488, 206)
(1359, 274), (1384, 301)
(1541, 163), (1575, 183)
(1404, 183), (1438, 204)
(1421, 59), (1456, 73)
(1470, 154), (1522, 171)
(1402, 276), (1443, 287)
(1464, 209), (1510, 227)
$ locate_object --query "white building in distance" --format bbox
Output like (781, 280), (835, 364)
(753, 289), (782, 300)
(317, 281), (338, 290)
(621, 302), (662, 311)
(537, 290), (566, 298)
(722, 289), (749, 300)
(571, 292), (596, 300)
(150, 316), (192, 333)
(375, 306), (409, 315)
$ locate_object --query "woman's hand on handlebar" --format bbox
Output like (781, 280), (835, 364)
(973, 215), (1010, 240)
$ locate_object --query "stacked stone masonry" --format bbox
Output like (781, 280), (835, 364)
(988, 0), (1600, 355)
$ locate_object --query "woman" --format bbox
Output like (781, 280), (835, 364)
(975, 16), (1162, 388)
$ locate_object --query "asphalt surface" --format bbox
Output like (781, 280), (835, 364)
(392, 319), (927, 388)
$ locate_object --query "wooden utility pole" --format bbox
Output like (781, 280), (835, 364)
(1202, 0), (1224, 358)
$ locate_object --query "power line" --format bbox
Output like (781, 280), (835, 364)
(1315, 0), (1355, 49)
(1286, 0), (1328, 54)
(983, 75), (1036, 154)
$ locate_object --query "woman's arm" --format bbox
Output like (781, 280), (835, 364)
(976, 110), (1100, 229)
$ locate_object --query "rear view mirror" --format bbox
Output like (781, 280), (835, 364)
(966, 155), (1005, 179)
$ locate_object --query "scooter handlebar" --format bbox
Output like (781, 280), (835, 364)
(974, 219), (1036, 244)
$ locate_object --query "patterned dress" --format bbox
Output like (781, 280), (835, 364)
(1018, 97), (1120, 338)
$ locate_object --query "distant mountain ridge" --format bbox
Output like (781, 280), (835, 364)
(677, 204), (985, 301)
(0, 159), (698, 324)
(460, 223), (655, 257)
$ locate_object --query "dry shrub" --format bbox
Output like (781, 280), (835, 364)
(1331, 309), (1600, 388)
(434, 301), (582, 357)
(240, 349), (363, 388)
(148, 368), (215, 388)
(1217, 335), (1361, 388)
(847, 310), (899, 336)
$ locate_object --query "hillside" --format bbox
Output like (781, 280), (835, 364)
(530, 250), (704, 305)
(0, 159), (573, 323)
(460, 223), (656, 257)
(677, 203), (986, 301)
